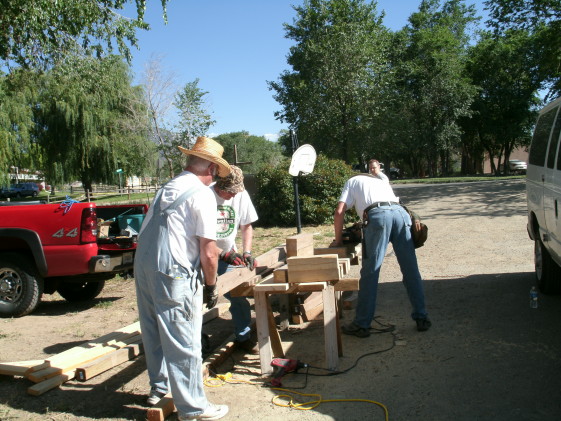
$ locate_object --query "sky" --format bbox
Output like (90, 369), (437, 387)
(128, 0), (490, 142)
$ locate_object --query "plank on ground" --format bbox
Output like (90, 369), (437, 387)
(0, 360), (44, 377)
(27, 370), (75, 396)
(75, 340), (143, 382)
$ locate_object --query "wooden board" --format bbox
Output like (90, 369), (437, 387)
(0, 360), (45, 377)
(75, 340), (143, 382)
(273, 266), (288, 283)
(314, 247), (348, 258)
(287, 255), (340, 283)
(286, 233), (314, 258)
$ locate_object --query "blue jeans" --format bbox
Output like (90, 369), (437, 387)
(354, 204), (428, 328)
(217, 260), (252, 342)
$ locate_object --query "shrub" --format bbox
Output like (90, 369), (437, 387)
(254, 155), (356, 227)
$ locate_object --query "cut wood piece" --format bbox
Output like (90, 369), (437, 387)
(322, 284), (338, 371)
(25, 362), (50, 376)
(27, 366), (61, 383)
(285, 233), (314, 258)
(46, 333), (143, 375)
(27, 370), (75, 396)
(202, 302), (230, 324)
(146, 393), (175, 421)
(314, 247), (348, 258)
(301, 302), (324, 322)
(287, 255), (340, 283)
(0, 360), (44, 377)
(273, 266), (288, 283)
(75, 340), (143, 382)
(333, 278), (359, 291)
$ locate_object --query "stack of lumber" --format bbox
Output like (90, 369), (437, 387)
(0, 322), (142, 396)
(268, 233), (358, 323)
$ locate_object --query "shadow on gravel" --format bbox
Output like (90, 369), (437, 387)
(33, 296), (123, 317)
(394, 179), (527, 219)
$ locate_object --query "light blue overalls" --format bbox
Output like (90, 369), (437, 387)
(134, 183), (208, 417)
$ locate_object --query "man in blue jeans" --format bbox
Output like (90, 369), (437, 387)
(212, 165), (259, 353)
(331, 170), (431, 337)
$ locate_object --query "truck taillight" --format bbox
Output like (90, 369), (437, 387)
(81, 208), (98, 243)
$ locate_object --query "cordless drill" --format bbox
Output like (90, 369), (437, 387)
(270, 358), (308, 386)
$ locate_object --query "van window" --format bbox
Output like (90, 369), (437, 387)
(547, 111), (561, 168)
(529, 106), (558, 166)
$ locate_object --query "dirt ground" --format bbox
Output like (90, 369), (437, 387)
(1, 178), (561, 421)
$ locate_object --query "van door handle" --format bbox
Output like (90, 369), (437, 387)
(542, 174), (545, 182)
(556, 200), (559, 218)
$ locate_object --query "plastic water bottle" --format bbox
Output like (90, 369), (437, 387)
(530, 286), (538, 309)
(170, 264), (181, 279)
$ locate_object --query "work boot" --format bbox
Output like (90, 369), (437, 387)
(415, 318), (432, 332)
(179, 403), (229, 420)
(341, 321), (370, 338)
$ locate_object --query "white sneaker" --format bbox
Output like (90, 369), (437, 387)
(179, 403), (229, 420)
(146, 390), (166, 406)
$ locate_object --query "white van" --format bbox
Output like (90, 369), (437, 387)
(527, 97), (561, 294)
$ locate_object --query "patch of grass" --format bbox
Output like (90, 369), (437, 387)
(94, 300), (114, 310)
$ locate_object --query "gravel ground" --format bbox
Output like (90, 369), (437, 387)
(1, 178), (561, 421)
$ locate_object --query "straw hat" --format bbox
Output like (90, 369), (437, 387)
(178, 136), (231, 177)
(215, 165), (245, 194)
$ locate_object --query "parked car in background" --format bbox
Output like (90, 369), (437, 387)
(389, 167), (401, 179)
(8, 183), (39, 198)
(508, 159), (527, 174)
(0, 187), (11, 199)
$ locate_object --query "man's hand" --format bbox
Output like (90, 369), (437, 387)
(204, 284), (218, 309)
(243, 252), (257, 270)
(219, 249), (245, 266)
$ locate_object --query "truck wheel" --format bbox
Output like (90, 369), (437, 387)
(0, 254), (43, 318)
(534, 240), (561, 295)
(57, 280), (105, 302)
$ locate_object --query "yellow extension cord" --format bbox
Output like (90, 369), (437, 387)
(204, 373), (389, 421)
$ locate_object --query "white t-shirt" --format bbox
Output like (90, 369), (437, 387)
(338, 175), (399, 216)
(212, 187), (258, 252)
(140, 171), (217, 269)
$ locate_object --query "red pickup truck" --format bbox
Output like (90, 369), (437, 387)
(0, 200), (147, 317)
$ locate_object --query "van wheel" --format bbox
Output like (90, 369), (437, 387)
(57, 280), (105, 302)
(0, 254), (43, 317)
(534, 240), (561, 294)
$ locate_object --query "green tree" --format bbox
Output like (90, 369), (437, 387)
(390, 0), (478, 176)
(269, 0), (393, 164)
(214, 131), (284, 174)
(0, 0), (169, 69)
(172, 78), (216, 173)
(464, 29), (541, 174)
(37, 55), (156, 192)
(486, 0), (561, 100)
(0, 69), (42, 186)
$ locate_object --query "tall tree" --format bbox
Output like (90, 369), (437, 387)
(0, 69), (42, 186)
(464, 29), (541, 174)
(486, 0), (561, 100)
(214, 131), (284, 174)
(37, 55), (156, 192)
(269, 0), (393, 164)
(391, 0), (478, 176)
(0, 0), (169, 69)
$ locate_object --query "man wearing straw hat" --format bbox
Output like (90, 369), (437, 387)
(212, 165), (259, 353)
(134, 136), (230, 420)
